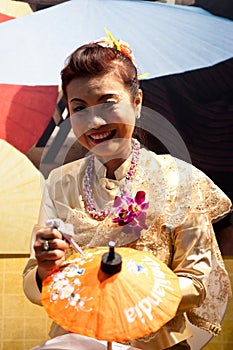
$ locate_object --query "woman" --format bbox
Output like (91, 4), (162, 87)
(23, 34), (232, 349)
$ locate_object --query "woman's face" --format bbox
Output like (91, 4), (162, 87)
(67, 72), (142, 163)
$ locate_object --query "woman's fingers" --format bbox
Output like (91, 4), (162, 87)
(36, 242), (69, 279)
(34, 226), (70, 273)
(34, 237), (69, 253)
(37, 252), (67, 281)
(36, 249), (66, 268)
(36, 226), (63, 241)
(34, 227), (69, 252)
(33, 226), (72, 281)
(45, 238), (69, 251)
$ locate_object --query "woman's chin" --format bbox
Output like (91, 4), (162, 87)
(90, 138), (131, 161)
(91, 141), (116, 158)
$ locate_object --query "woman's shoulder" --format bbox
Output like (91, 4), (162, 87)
(140, 148), (209, 177)
(140, 149), (231, 222)
(140, 148), (193, 173)
(46, 156), (91, 184)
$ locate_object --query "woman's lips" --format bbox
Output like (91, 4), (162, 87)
(88, 130), (116, 144)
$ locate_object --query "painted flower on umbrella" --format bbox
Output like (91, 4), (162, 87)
(48, 263), (93, 311)
(112, 190), (149, 238)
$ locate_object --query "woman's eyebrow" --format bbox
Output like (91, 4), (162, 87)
(70, 94), (119, 104)
(70, 97), (86, 104)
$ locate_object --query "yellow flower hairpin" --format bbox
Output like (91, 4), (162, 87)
(98, 28), (149, 80)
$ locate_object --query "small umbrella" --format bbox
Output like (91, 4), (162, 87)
(0, 139), (44, 253)
(41, 243), (182, 349)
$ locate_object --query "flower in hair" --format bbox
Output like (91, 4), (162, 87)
(96, 28), (135, 63)
(96, 28), (149, 79)
(117, 40), (135, 62)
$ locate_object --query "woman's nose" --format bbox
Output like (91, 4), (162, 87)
(87, 106), (107, 129)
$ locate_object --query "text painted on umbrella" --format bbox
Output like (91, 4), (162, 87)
(124, 257), (174, 324)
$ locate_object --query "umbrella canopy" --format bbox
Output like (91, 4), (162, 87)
(0, 84), (58, 153)
(41, 245), (182, 343)
(0, 139), (44, 253)
(0, 13), (13, 22)
(0, 1), (32, 18)
(0, 0), (232, 85)
(0, 13), (58, 153)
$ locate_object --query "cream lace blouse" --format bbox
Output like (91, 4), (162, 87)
(23, 145), (232, 349)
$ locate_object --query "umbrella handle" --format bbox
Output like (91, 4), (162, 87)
(107, 341), (112, 350)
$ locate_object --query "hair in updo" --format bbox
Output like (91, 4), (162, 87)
(61, 43), (139, 100)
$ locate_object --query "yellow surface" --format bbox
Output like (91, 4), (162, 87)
(0, 140), (44, 254)
(0, 256), (232, 349)
(0, 0), (32, 18)
(0, 256), (52, 350)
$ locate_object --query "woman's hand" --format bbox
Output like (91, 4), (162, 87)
(34, 226), (70, 281)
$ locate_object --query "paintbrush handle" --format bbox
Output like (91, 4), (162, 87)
(46, 218), (84, 256)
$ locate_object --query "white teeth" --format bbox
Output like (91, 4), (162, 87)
(90, 131), (112, 140)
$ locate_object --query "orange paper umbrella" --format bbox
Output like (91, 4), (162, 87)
(41, 243), (182, 349)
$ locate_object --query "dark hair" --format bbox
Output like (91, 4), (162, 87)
(61, 43), (139, 100)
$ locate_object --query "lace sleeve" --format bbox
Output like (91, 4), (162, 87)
(191, 167), (232, 223)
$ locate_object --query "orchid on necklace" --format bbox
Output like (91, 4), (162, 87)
(83, 139), (149, 237)
(112, 190), (149, 238)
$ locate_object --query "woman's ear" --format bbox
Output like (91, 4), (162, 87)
(135, 89), (143, 119)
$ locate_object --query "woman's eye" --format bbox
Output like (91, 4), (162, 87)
(73, 106), (87, 113)
(101, 101), (117, 110)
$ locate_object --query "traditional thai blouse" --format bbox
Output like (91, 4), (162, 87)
(23, 144), (232, 349)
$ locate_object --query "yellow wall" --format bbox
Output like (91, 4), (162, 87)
(0, 256), (232, 350)
(0, 256), (51, 350)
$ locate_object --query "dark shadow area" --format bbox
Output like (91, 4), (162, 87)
(141, 58), (233, 255)
(194, 0), (233, 20)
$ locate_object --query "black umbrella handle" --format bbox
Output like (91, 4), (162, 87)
(101, 241), (122, 275)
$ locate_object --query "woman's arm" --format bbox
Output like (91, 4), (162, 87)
(171, 212), (212, 313)
(23, 182), (69, 305)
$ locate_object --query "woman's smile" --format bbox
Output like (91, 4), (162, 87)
(88, 129), (116, 144)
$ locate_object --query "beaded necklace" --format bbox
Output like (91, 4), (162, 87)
(83, 139), (140, 220)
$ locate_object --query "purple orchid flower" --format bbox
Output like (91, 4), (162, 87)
(112, 191), (149, 238)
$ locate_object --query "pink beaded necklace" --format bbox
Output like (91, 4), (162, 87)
(83, 139), (140, 220)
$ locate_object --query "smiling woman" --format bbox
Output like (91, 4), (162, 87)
(23, 32), (232, 349)
(67, 73), (141, 170)
(63, 40), (142, 176)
